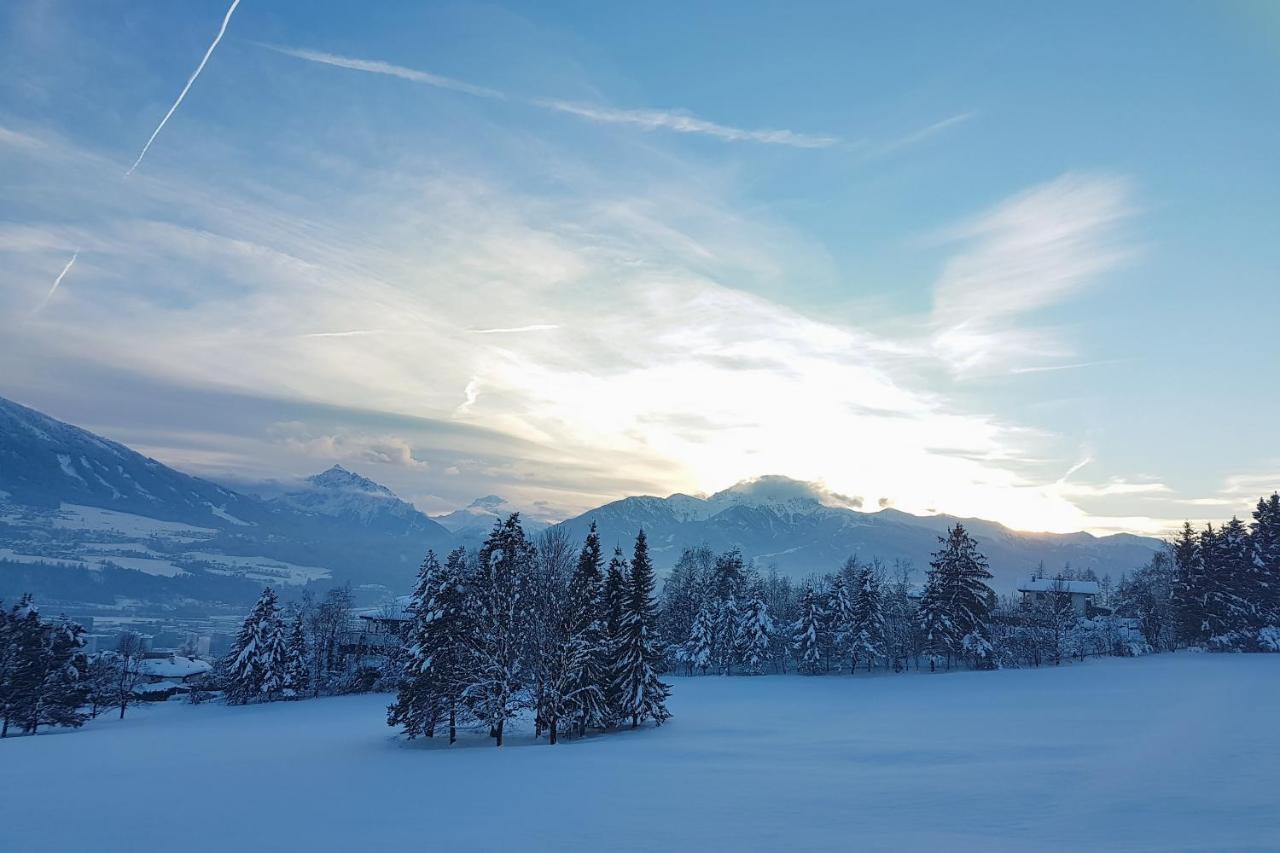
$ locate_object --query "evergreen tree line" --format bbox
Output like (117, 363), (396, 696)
(0, 594), (89, 737)
(1167, 493), (1280, 651)
(658, 503), (1280, 678)
(388, 514), (670, 746)
(660, 524), (1000, 675)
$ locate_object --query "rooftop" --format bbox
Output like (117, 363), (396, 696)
(1018, 578), (1101, 595)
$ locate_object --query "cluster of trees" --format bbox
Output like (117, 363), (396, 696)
(0, 595), (89, 737)
(389, 515), (670, 746)
(219, 587), (310, 704)
(1168, 494), (1280, 651)
(659, 525), (997, 675)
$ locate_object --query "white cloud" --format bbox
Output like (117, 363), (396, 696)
(267, 422), (428, 469)
(930, 173), (1135, 376)
(0, 126), (1195, 535)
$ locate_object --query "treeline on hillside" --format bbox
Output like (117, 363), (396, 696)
(656, 493), (1280, 673)
(660, 522), (1008, 673)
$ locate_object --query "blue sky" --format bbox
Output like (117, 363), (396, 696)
(2, 1), (1277, 533)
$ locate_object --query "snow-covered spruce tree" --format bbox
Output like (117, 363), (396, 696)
(0, 598), (24, 737)
(390, 548), (471, 742)
(1115, 552), (1175, 651)
(737, 589), (774, 675)
(463, 514), (535, 746)
(528, 527), (574, 743)
(764, 570), (799, 673)
(918, 524), (996, 670)
(282, 612), (309, 698)
(563, 523), (610, 736)
(882, 563), (919, 672)
(823, 574), (852, 673)
(602, 546), (629, 723)
(715, 593), (741, 675)
(224, 587), (285, 705)
(849, 563), (886, 672)
(30, 618), (89, 733)
(1252, 493), (1280, 630)
(1171, 521), (1207, 647)
(259, 608), (289, 699)
(611, 530), (671, 728)
(791, 585), (824, 675)
(1203, 518), (1255, 649)
(1, 596), (41, 736)
(659, 545), (714, 665)
(0, 599), (89, 735)
(682, 605), (715, 675)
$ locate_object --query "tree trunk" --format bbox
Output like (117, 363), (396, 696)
(494, 718), (504, 747)
(119, 701), (127, 720)
(449, 706), (457, 745)
(549, 717), (558, 745)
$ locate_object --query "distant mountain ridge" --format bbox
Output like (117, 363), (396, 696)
(551, 476), (1164, 591)
(1, 395), (1164, 606)
(0, 396), (452, 605)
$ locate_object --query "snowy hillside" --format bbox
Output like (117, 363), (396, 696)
(0, 397), (453, 606)
(553, 476), (1163, 590)
(4, 654), (1276, 852)
(0, 395), (267, 528)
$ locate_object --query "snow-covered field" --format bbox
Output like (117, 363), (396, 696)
(4, 654), (1277, 852)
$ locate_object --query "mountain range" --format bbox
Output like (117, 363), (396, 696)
(0, 395), (1164, 611)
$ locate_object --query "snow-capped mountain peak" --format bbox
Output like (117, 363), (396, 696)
(304, 464), (397, 499)
(705, 475), (860, 516)
(276, 466), (442, 537)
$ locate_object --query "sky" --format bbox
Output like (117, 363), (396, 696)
(2, 1), (1278, 535)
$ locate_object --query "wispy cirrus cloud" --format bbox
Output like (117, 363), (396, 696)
(262, 44), (838, 149)
(930, 173), (1135, 377)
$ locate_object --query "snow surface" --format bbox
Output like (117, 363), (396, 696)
(185, 551), (331, 585)
(52, 504), (216, 541)
(2, 654), (1277, 852)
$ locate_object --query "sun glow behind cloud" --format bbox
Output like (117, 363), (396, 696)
(0, 116), (1173, 534)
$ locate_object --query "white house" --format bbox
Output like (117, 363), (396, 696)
(132, 654), (212, 700)
(1017, 577), (1101, 616)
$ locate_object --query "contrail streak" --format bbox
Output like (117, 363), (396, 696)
(301, 329), (387, 338)
(32, 251), (78, 315)
(125, 0), (242, 177)
(470, 324), (560, 334)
